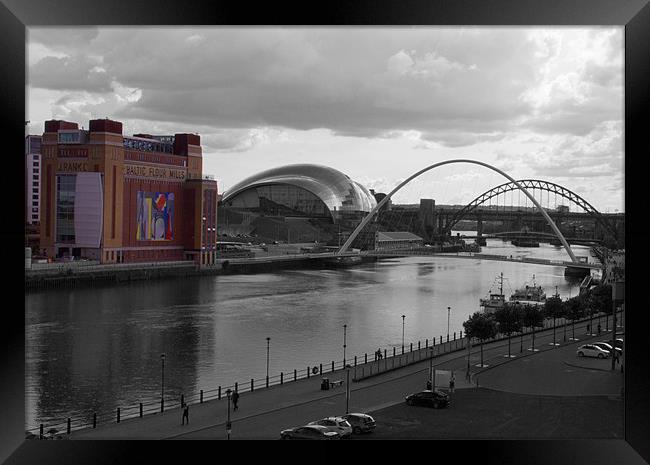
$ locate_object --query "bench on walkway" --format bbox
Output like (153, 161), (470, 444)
(320, 378), (344, 390)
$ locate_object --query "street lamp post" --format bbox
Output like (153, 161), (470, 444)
(266, 337), (271, 387)
(160, 353), (165, 413)
(345, 365), (351, 413)
(447, 306), (451, 342)
(401, 315), (406, 354)
(429, 347), (435, 389)
(343, 324), (347, 366)
(225, 389), (232, 440)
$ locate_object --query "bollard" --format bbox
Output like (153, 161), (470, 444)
(139, 403), (143, 418)
(331, 361), (335, 372)
(460, 330), (463, 338)
(418, 341), (421, 350)
(294, 369), (297, 381)
(440, 336), (442, 344)
(235, 382), (238, 393)
(200, 390), (203, 403)
(218, 386), (222, 400)
(364, 353), (367, 364)
(354, 355), (357, 366)
(320, 363), (323, 375)
(393, 347), (396, 357)
(426, 338), (428, 348)
(40, 424), (43, 440)
(281, 372), (284, 384)
(251, 378), (255, 391)
(307, 367), (310, 378)
(447, 334), (449, 342)
(384, 349), (387, 359)
(67, 418), (71, 435)
(93, 413), (97, 428)
(454, 332), (456, 340)
(433, 338), (436, 346)
(410, 342), (413, 352)
(117, 408), (121, 423)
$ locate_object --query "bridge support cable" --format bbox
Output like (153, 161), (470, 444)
(337, 160), (578, 263)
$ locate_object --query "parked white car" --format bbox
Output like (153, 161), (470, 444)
(576, 344), (610, 359)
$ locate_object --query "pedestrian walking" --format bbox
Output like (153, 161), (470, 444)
(597, 324), (602, 335)
(232, 390), (239, 411)
(181, 403), (189, 425)
(586, 324), (590, 334)
(449, 373), (456, 393)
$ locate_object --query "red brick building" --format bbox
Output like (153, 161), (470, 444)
(39, 118), (218, 265)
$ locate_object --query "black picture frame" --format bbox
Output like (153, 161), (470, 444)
(2, 0), (647, 463)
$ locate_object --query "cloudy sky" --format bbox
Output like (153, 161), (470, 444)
(27, 27), (624, 212)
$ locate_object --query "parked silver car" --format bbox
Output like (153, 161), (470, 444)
(593, 342), (622, 355)
(576, 344), (610, 358)
(280, 424), (340, 440)
(308, 417), (352, 438)
(341, 413), (376, 434)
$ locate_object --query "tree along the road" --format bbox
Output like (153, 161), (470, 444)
(587, 284), (613, 330)
(564, 296), (586, 341)
(494, 305), (522, 358)
(543, 295), (565, 346)
(463, 311), (498, 368)
(521, 304), (544, 351)
(508, 302), (527, 353)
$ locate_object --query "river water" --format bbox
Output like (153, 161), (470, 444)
(25, 236), (597, 430)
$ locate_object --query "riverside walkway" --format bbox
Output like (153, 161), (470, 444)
(65, 313), (623, 440)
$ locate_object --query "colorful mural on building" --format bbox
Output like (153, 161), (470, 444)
(136, 191), (174, 241)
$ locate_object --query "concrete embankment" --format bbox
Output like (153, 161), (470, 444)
(24, 254), (378, 291)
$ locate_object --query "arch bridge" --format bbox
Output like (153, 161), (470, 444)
(440, 179), (619, 241)
(337, 160), (615, 267)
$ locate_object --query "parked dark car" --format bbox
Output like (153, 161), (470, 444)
(405, 389), (450, 409)
(341, 413), (376, 434)
(280, 425), (340, 440)
(613, 338), (624, 352)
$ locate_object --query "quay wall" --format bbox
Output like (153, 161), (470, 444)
(24, 254), (378, 291)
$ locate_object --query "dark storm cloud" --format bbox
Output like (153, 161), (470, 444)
(28, 28), (544, 147)
(29, 55), (113, 92)
(28, 27), (100, 51)
(28, 27), (622, 155)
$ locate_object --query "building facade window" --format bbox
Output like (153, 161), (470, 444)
(56, 174), (76, 243)
(58, 131), (81, 144)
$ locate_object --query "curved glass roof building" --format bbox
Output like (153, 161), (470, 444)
(221, 164), (377, 221)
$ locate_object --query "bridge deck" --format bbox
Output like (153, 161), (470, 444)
(364, 250), (600, 269)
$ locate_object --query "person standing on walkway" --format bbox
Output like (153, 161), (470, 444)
(597, 324), (602, 335)
(586, 324), (590, 335)
(181, 403), (189, 425)
(449, 373), (456, 393)
(232, 390), (239, 411)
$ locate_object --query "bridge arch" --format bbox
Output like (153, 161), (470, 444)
(443, 179), (618, 239)
(337, 159), (579, 263)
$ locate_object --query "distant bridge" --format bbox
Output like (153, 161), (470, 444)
(363, 250), (601, 271)
(457, 231), (605, 246)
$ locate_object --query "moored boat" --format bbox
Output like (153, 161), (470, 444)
(480, 272), (507, 313)
(509, 274), (546, 305)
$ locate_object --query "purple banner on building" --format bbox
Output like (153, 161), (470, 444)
(136, 191), (174, 241)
